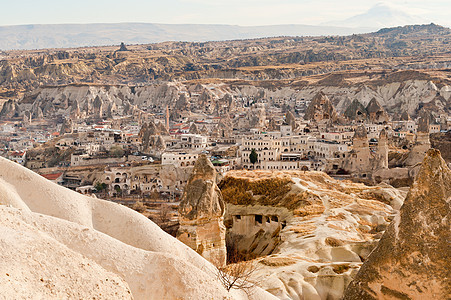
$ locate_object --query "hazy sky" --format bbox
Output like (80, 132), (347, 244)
(0, 0), (449, 27)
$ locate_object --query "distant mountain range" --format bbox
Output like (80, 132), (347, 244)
(323, 3), (429, 29)
(0, 3), (439, 51)
(0, 23), (374, 51)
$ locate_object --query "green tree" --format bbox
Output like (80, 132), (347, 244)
(109, 145), (125, 157)
(95, 181), (108, 191)
(249, 149), (258, 165)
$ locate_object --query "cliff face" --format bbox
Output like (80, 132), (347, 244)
(177, 154), (227, 267)
(344, 149), (451, 300)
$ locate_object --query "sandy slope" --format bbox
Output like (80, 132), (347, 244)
(0, 156), (276, 299)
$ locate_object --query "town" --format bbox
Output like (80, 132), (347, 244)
(1, 84), (448, 207)
(1, 21), (451, 300)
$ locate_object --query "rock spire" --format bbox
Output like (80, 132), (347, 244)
(177, 154), (226, 267)
(344, 149), (451, 300)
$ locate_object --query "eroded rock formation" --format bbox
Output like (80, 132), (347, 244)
(220, 170), (406, 299)
(0, 99), (19, 118)
(405, 115), (431, 168)
(189, 122), (200, 134)
(344, 98), (388, 123)
(59, 117), (73, 134)
(284, 111), (297, 130)
(344, 149), (451, 300)
(138, 121), (166, 155)
(177, 154), (227, 267)
(365, 98), (389, 123)
(343, 126), (390, 178)
(304, 92), (338, 123)
(344, 99), (367, 122)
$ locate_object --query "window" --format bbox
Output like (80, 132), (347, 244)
(255, 215), (262, 224)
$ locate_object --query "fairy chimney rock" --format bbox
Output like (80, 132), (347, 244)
(353, 125), (368, 142)
(304, 91), (337, 123)
(405, 115), (431, 167)
(366, 98), (388, 123)
(344, 99), (367, 121)
(344, 149), (451, 300)
(377, 129), (389, 169)
(189, 122), (199, 134)
(177, 155), (226, 267)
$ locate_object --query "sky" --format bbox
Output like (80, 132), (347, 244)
(0, 0), (449, 27)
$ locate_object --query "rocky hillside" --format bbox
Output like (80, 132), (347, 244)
(0, 24), (450, 96)
(2, 69), (449, 121)
(1, 24), (450, 119)
(219, 170), (407, 299)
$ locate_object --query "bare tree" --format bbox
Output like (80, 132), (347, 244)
(150, 189), (160, 200)
(217, 260), (258, 296)
(158, 204), (171, 224)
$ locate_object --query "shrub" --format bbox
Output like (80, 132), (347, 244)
(132, 201), (146, 213)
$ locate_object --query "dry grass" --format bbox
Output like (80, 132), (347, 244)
(325, 237), (344, 247)
(293, 204), (325, 217)
(219, 176), (292, 208)
(291, 223), (317, 236)
(131, 201), (146, 213)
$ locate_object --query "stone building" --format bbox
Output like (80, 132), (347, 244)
(177, 154), (226, 267)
